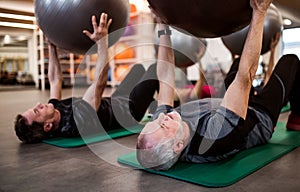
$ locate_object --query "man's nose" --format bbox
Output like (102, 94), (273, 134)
(164, 115), (170, 121)
(35, 102), (42, 108)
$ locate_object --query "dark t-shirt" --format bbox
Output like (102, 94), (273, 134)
(49, 97), (79, 137)
(48, 96), (141, 138)
(49, 97), (115, 137)
(152, 98), (273, 163)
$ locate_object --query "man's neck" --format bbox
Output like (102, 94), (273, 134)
(182, 121), (191, 146)
(52, 109), (61, 131)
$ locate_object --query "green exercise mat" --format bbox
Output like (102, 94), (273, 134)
(118, 122), (300, 187)
(43, 125), (143, 148)
(281, 102), (291, 113)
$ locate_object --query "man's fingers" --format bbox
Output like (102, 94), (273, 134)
(92, 15), (98, 30)
(107, 18), (112, 29)
(82, 30), (92, 38)
(99, 13), (108, 27)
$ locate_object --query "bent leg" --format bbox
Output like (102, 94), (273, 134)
(129, 63), (159, 121)
(110, 64), (158, 128)
(112, 64), (146, 97)
(288, 56), (300, 115)
(249, 54), (300, 126)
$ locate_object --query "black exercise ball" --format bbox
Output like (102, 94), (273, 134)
(35, 0), (129, 54)
(148, 0), (252, 38)
(155, 26), (207, 68)
(221, 4), (283, 55)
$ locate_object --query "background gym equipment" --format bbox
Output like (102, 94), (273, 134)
(114, 64), (131, 82)
(130, 3), (138, 19)
(221, 4), (283, 55)
(118, 122), (300, 187)
(123, 24), (135, 36)
(154, 26), (207, 68)
(35, 0), (130, 54)
(273, 0), (300, 29)
(114, 42), (136, 60)
(148, 0), (252, 38)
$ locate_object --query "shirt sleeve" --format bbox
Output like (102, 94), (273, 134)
(152, 105), (174, 120)
(200, 106), (241, 139)
(48, 98), (59, 107)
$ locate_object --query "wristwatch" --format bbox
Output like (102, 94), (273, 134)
(158, 26), (172, 37)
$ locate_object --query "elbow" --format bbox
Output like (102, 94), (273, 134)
(235, 73), (253, 89)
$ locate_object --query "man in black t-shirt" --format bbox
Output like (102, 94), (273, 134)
(14, 13), (159, 143)
(136, 0), (300, 171)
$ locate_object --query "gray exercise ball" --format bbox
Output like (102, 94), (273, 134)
(155, 26), (207, 68)
(148, 0), (252, 38)
(35, 0), (130, 54)
(221, 4), (283, 55)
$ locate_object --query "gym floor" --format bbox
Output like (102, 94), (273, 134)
(1, 87), (299, 192)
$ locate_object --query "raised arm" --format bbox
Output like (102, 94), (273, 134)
(192, 45), (206, 99)
(264, 31), (281, 84)
(156, 23), (175, 107)
(48, 41), (63, 100)
(82, 13), (112, 110)
(221, 0), (273, 118)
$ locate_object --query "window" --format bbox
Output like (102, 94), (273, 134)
(282, 28), (300, 58)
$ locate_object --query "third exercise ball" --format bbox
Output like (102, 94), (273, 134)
(148, 0), (252, 38)
(35, 0), (130, 54)
(221, 4), (283, 55)
(155, 26), (207, 68)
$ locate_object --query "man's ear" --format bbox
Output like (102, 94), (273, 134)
(43, 122), (53, 132)
(173, 140), (184, 154)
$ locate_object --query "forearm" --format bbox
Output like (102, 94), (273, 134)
(157, 24), (175, 106)
(193, 62), (205, 98)
(48, 43), (62, 99)
(48, 44), (62, 86)
(93, 38), (110, 97)
(265, 47), (275, 84)
(95, 37), (109, 82)
(82, 37), (109, 110)
(221, 9), (267, 118)
(239, 11), (266, 82)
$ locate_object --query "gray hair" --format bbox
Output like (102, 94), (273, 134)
(136, 122), (185, 170)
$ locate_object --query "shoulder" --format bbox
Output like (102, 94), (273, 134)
(48, 97), (76, 108)
(48, 98), (60, 105)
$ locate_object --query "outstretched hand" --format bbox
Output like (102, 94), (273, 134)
(250, 0), (273, 14)
(83, 12), (112, 43)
